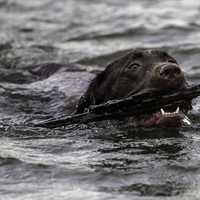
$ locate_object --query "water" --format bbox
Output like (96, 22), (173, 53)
(1, 0), (200, 199)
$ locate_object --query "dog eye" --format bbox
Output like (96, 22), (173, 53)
(168, 59), (177, 64)
(127, 62), (141, 70)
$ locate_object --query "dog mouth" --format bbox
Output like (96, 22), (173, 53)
(139, 106), (191, 127)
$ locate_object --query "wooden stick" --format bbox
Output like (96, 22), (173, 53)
(34, 84), (200, 128)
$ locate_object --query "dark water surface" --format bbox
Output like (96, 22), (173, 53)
(1, 0), (200, 199)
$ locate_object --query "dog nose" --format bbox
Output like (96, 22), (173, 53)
(159, 63), (182, 79)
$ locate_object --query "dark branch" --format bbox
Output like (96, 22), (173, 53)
(34, 84), (200, 128)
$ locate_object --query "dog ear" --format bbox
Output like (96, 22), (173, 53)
(75, 53), (132, 113)
(75, 68), (109, 114)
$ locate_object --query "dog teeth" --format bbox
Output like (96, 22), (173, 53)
(175, 107), (180, 114)
(161, 108), (165, 115)
(160, 107), (179, 116)
(182, 115), (192, 125)
(159, 107), (192, 125)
